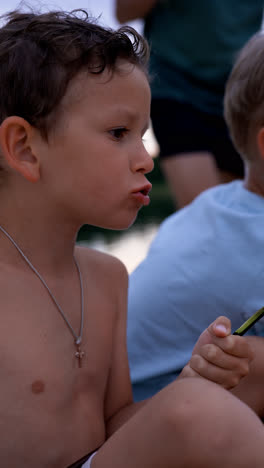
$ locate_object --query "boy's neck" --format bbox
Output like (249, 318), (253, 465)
(0, 221), (79, 275)
(0, 189), (80, 274)
(244, 162), (264, 198)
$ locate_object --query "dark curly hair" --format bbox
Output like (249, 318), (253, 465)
(0, 9), (149, 138)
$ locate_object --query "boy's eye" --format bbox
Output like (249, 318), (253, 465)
(109, 127), (128, 140)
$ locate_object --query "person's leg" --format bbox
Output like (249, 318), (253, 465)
(92, 378), (264, 468)
(161, 151), (221, 208)
(151, 98), (243, 209)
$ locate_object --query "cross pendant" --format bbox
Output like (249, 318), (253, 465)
(75, 344), (85, 368)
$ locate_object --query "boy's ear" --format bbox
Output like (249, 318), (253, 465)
(0, 116), (40, 182)
(257, 127), (264, 161)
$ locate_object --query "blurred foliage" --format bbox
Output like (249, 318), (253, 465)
(77, 157), (175, 243)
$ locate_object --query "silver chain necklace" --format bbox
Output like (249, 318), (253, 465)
(0, 224), (85, 368)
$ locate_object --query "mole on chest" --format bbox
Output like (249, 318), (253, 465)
(31, 380), (45, 394)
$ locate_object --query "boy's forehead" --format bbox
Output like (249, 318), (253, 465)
(61, 63), (150, 112)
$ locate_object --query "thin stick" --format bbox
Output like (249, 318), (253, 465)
(233, 307), (264, 336)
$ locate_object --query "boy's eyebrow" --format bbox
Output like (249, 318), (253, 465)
(110, 107), (150, 133)
(111, 106), (149, 125)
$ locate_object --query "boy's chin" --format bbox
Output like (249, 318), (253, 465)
(98, 214), (139, 231)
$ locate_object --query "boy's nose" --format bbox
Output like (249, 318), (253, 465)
(132, 143), (154, 174)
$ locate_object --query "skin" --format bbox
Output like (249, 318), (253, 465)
(115, 0), (157, 22)
(0, 62), (263, 467)
(0, 62), (153, 467)
(160, 154), (237, 208)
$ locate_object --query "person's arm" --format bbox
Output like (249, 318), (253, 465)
(115, 0), (158, 23)
(104, 260), (144, 437)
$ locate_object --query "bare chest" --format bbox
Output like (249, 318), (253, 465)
(0, 270), (115, 466)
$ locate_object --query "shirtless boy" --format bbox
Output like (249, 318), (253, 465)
(0, 9), (264, 468)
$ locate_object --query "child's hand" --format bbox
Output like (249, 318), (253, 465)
(180, 316), (254, 389)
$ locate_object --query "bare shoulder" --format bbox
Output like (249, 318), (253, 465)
(75, 244), (128, 290)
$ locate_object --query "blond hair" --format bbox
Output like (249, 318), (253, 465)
(224, 32), (264, 161)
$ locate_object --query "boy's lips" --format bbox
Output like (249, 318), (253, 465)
(131, 183), (152, 206)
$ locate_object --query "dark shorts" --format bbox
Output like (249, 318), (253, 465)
(150, 98), (244, 178)
(67, 449), (97, 468)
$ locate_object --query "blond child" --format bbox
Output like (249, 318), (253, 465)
(0, 9), (263, 468)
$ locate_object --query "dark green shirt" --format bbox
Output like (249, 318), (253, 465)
(145, 0), (264, 114)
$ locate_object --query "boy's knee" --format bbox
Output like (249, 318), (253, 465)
(138, 378), (264, 467)
(153, 378), (241, 443)
(152, 378), (216, 431)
